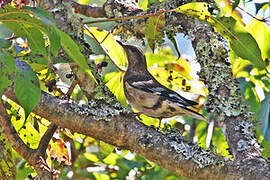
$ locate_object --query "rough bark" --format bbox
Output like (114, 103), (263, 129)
(0, 101), (58, 180)
(1, 0), (269, 179)
(4, 88), (270, 180)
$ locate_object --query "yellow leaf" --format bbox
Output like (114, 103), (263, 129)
(11, 114), (40, 149)
(149, 67), (206, 96)
(247, 18), (270, 60)
(105, 72), (127, 106)
(175, 2), (212, 22)
(84, 26), (127, 71)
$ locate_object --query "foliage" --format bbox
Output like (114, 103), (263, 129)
(0, 0), (269, 179)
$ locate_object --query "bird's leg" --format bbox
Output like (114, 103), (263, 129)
(158, 117), (163, 130)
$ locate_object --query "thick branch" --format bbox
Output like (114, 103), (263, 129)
(70, 1), (106, 18)
(4, 89), (270, 179)
(0, 101), (58, 180)
(0, 101), (35, 162)
(4, 0), (269, 179)
(181, 6), (270, 179)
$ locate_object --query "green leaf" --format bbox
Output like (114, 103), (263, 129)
(14, 60), (41, 118)
(23, 6), (54, 24)
(175, 2), (211, 21)
(103, 153), (119, 165)
(117, 158), (143, 179)
(4, 21), (47, 56)
(213, 17), (265, 69)
(0, 7), (45, 30)
(97, 141), (115, 160)
(0, 52), (16, 95)
(144, 167), (170, 180)
(212, 126), (231, 157)
(93, 172), (110, 180)
(239, 79), (260, 112)
(84, 34), (104, 55)
(232, 0), (240, 10)
(138, 0), (148, 10)
(175, 3), (265, 69)
(23, 7), (60, 56)
(0, 38), (11, 49)
(231, 57), (251, 78)
(0, 6), (61, 57)
(262, 77), (270, 92)
(195, 120), (208, 148)
(22, 53), (48, 65)
(262, 140), (270, 157)
(118, 158), (143, 170)
(145, 15), (165, 52)
(257, 94), (270, 141)
(58, 29), (97, 83)
(247, 18), (270, 60)
(0, 23), (12, 38)
(1, 6), (60, 57)
(148, 0), (160, 5)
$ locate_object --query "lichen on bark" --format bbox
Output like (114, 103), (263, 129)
(0, 128), (16, 179)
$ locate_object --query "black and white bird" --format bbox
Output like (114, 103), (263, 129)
(118, 41), (207, 126)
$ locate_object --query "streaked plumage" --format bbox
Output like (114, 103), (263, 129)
(118, 41), (207, 124)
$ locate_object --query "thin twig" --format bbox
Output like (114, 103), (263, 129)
(37, 123), (58, 155)
(237, 6), (267, 22)
(83, 9), (174, 24)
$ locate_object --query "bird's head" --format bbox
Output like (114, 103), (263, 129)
(117, 41), (148, 73)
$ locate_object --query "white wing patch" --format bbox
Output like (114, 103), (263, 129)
(168, 93), (179, 98)
(131, 79), (154, 86)
(151, 87), (165, 92)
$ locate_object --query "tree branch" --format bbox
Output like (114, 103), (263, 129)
(0, 100), (58, 179)
(3, 0), (270, 179)
(4, 88), (270, 179)
(70, 1), (106, 18)
(0, 101), (35, 163)
(37, 123), (58, 155)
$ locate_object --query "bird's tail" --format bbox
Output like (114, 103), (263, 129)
(182, 106), (208, 122)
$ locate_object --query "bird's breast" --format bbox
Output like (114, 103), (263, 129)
(124, 81), (159, 112)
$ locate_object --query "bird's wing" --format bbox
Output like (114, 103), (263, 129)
(126, 74), (198, 107)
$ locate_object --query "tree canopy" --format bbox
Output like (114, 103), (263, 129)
(0, 0), (269, 179)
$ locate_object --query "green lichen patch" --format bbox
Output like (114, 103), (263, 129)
(69, 98), (130, 121)
(0, 129), (16, 179)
